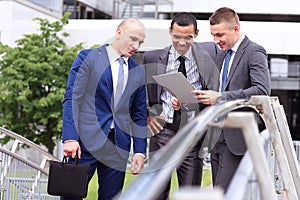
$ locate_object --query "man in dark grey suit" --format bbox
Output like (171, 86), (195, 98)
(142, 12), (219, 199)
(192, 7), (271, 191)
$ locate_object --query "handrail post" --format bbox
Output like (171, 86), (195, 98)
(221, 112), (277, 200)
(270, 97), (300, 199)
(248, 95), (299, 200)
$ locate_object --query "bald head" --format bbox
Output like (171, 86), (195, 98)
(112, 18), (145, 57)
(118, 18), (145, 31)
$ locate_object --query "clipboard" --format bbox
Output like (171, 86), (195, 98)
(152, 72), (198, 103)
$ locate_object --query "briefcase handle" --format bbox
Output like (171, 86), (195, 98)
(62, 151), (80, 165)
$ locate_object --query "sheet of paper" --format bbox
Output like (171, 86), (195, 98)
(152, 72), (198, 103)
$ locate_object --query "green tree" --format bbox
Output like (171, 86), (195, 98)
(0, 13), (83, 154)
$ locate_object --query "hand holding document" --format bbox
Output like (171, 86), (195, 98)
(152, 72), (198, 104)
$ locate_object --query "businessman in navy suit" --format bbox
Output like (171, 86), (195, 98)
(61, 18), (147, 199)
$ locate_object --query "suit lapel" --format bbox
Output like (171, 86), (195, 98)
(98, 45), (113, 100)
(157, 48), (169, 103)
(192, 43), (208, 89)
(122, 57), (134, 99)
(157, 47), (169, 74)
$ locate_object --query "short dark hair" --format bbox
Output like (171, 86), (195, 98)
(170, 12), (198, 33)
(209, 7), (240, 27)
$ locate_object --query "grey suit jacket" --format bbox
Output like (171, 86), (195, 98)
(142, 42), (220, 117)
(212, 36), (271, 155)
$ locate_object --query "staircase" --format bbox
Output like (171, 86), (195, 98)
(0, 127), (59, 199)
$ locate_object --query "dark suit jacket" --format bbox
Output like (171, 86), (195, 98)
(143, 42), (220, 117)
(62, 44), (147, 159)
(213, 36), (271, 155)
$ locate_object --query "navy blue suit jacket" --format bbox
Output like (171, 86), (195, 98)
(62, 45), (147, 159)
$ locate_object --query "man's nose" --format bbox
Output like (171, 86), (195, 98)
(133, 42), (140, 50)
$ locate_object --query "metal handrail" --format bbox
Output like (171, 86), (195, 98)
(225, 129), (272, 200)
(0, 127), (58, 161)
(118, 95), (300, 200)
(0, 127), (59, 199)
(223, 112), (277, 200)
(117, 99), (248, 200)
(0, 146), (48, 175)
(0, 147), (58, 199)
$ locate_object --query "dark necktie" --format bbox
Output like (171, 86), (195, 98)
(177, 56), (187, 77)
(221, 49), (233, 91)
(114, 57), (124, 108)
(172, 56), (187, 131)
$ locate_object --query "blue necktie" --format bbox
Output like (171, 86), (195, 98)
(221, 50), (233, 91)
(115, 57), (124, 108)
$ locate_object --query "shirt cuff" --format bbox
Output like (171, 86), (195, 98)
(134, 153), (146, 158)
(63, 140), (78, 143)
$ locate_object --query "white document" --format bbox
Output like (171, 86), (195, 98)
(152, 72), (198, 103)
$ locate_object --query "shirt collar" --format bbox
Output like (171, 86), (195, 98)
(231, 34), (245, 53)
(170, 46), (192, 61)
(106, 44), (129, 65)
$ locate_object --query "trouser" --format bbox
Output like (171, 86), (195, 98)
(149, 127), (203, 200)
(61, 129), (127, 200)
(211, 133), (243, 192)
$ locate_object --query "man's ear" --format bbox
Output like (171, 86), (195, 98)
(168, 28), (172, 36)
(115, 28), (122, 39)
(233, 24), (239, 33)
(194, 29), (199, 38)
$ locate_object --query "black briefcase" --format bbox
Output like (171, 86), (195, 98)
(47, 156), (90, 198)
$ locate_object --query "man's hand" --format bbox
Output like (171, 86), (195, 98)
(63, 140), (81, 158)
(256, 105), (264, 114)
(171, 97), (181, 111)
(192, 90), (222, 105)
(130, 154), (145, 175)
(147, 116), (166, 136)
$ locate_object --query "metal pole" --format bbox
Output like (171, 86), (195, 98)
(112, 0), (116, 19)
(155, 0), (159, 19)
(271, 97), (300, 199)
(248, 95), (299, 200)
(224, 112), (277, 200)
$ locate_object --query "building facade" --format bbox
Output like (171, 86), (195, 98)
(1, 0), (300, 139)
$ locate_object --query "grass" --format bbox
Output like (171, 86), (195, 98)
(84, 168), (212, 199)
